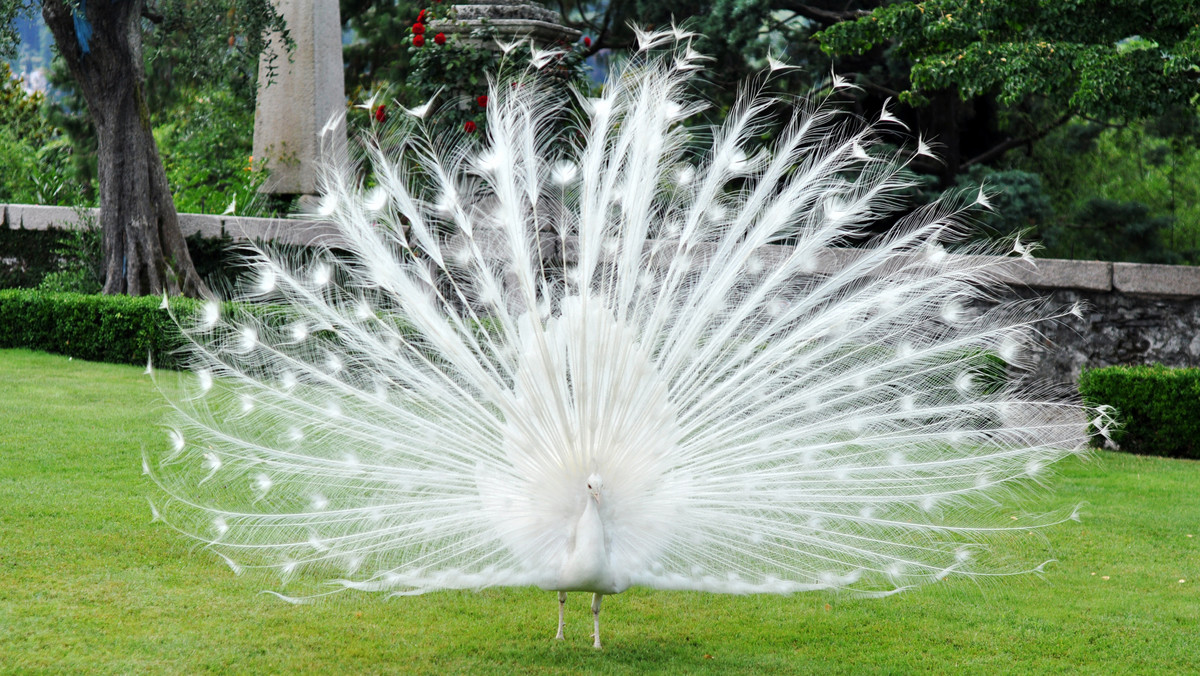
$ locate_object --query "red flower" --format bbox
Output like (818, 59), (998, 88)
(413, 34), (425, 47)
(412, 22), (425, 34)
(583, 36), (592, 47)
(434, 32), (446, 45)
(464, 121), (477, 133)
(374, 104), (386, 123)
(476, 95), (488, 107)
(417, 9), (426, 22)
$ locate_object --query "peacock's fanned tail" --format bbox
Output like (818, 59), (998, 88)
(148, 31), (1114, 600)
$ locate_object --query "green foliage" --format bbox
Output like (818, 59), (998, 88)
(1039, 198), (1183, 264)
(37, 208), (103, 294)
(0, 125), (41, 199)
(0, 62), (88, 205)
(0, 0), (35, 60)
(954, 165), (1052, 239)
(0, 289), (199, 367)
(558, 0), (823, 96)
(1011, 119), (1104, 206)
(0, 60), (43, 142)
(403, 20), (500, 135)
(972, 349), (1008, 396)
(1072, 122), (1198, 255)
(818, 1), (1200, 120)
(342, 0), (423, 99)
(998, 111), (1200, 262)
(138, 0), (290, 212)
(142, 0), (292, 107)
(154, 86), (271, 217)
(37, 268), (98, 294)
(1079, 364), (1200, 458)
(184, 232), (244, 291)
(39, 54), (99, 202)
(396, 7), (593, 138)
(813, 0), (1200, 234)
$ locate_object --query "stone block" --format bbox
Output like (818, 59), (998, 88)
(1113, 262), (1200, 296)
(1000, 258), (1113, 291)
(221, 216), (287, 242)
(287, 220), (347, 248)
(14, 205), (83, 231)
(219, 215), (345, 248)
(178, 212), (225, 239)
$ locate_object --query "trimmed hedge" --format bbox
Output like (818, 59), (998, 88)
(0, 289), (199, 369)
(1079, 364), (1200, 459)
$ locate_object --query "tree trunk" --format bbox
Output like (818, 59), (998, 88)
(42, 0), (205, 297)
(926, 92), (961, 188)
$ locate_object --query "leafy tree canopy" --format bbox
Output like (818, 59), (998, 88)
(818, 0), (1200, 121)
(0, 1), (32, 60)
(343, 0), (422, 97)
(559, 0), (826, 91)
(141, 0), (291, 102)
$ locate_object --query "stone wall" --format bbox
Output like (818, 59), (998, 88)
(995, 257), (1200, 383)
(1015, 284), (1200, 384)
(1, 204), (340, 247)
(5, 203), (1199, 383)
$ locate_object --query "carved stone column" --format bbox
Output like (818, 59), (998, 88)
(431, 1), (581, 48)
(252, 0), (347, 196)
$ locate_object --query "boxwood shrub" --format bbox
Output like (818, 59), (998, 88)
(0, 290), (413, 373)
(0, 289), (200, 369)
(1078, 364), (1200, 458)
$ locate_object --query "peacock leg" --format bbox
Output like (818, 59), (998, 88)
(556, 592), (566, 640)
(591, 593), (603, 649)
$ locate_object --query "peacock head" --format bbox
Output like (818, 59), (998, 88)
(586, 473), (604, 504)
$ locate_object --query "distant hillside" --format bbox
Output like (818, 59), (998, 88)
(10, 13), (53, 80)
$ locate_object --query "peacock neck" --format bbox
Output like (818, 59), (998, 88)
(576, 497), (605, 556)
(556, 494), (616, 593)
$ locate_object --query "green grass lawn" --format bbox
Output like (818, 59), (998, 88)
(1, 348), (1197, 674)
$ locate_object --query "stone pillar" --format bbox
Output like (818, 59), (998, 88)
(252, 0), (346, 196)
(432, 1), (581, 48)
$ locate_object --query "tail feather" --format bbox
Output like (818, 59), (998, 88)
(151, 32), (1110, 598)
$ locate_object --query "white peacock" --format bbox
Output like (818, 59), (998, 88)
(147, 30), (1112, 649)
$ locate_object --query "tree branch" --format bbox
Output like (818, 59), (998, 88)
(588, 0), (618, 54)
(959, 112), (1074, 169)
(857, 79), (903, 98)
(1078, 115), (1129, 130)
(767, 12), (808, 35)
(777, 2), (871, 25)
(558, 0), (606, 39)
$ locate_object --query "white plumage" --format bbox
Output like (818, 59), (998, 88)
(148, 33), (1112, 649)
